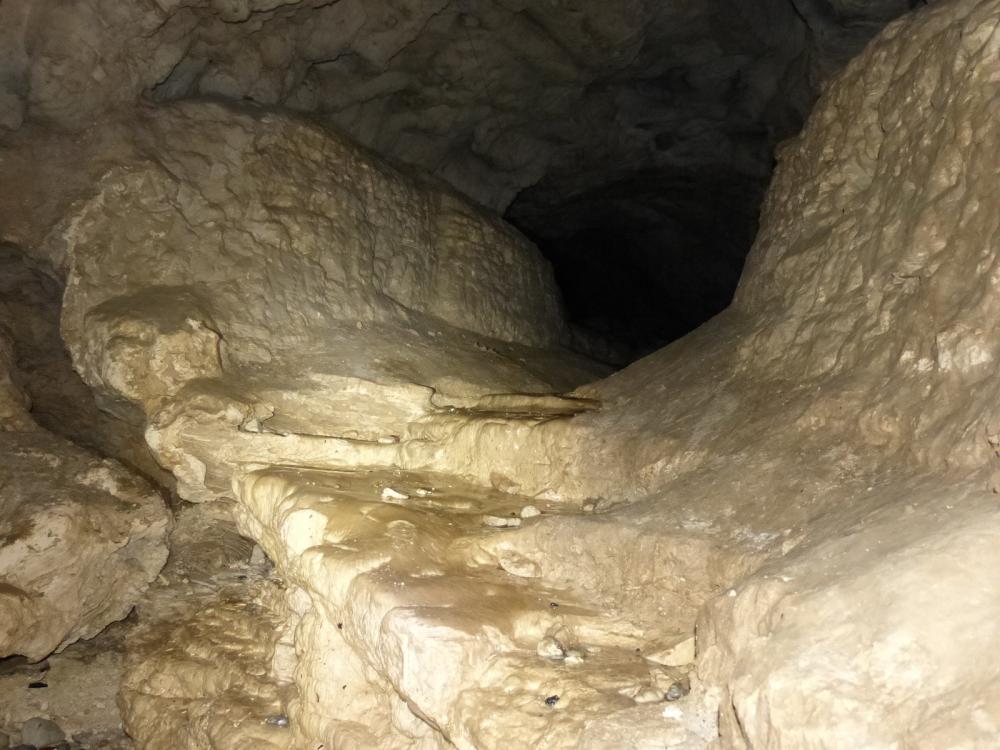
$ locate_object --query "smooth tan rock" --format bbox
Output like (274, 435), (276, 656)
(699, 479), (1000, 749)
(58, 100), (566, 364)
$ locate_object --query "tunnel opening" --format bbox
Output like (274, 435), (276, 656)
(480, 0), (923, 363)
(507, 167), (770, 361)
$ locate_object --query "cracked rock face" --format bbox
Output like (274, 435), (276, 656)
(0, 328), (171, 661)
(0, 247), (171, 663)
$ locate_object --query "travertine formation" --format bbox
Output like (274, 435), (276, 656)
(3, 0), (1000, 748)
(232, 467), (719, 749)
(29, 100), (597, 507)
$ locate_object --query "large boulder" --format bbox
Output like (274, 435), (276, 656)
(40, 100), (598, 503)
(690, 2), (1000, 745)
(0, 330), (171, 661)
(58, 100), (566, 362)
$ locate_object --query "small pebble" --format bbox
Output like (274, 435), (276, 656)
(414, 487), (433, 497)
(536, 636), (566, 660)
(665, 681), (690, 702)
(661, 704), (683, 720)
(544, 695), (560, 707)
(21, 718), (64, 748)
(381, 487), (409, 502)
(482, 515), (520, 528)
(520, 505), (541, 518)
(376, 435), (399, 444)
(633, 686), (664, 704)
(564, 648), (585, 665)
(264, 714), (289, 728)
(582, 502), (596, 512)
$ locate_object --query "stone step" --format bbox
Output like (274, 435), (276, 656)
(234, 467), (718, 749)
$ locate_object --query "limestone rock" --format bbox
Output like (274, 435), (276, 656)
(42, 100), (598, 503)
(0, 246), (171, 663)
(231, 467), (712, 750)
(0, 0), (920, 351)
(0, 359), (171, 661)
(267, 1), (1000, 746)
(10, 3), (1000, 747)
(0, 244), (170, 484)
(0, 0), (908, 213)
(699, 479), (1000, 748)
(58, 100), (566, 362)
(688, 3), (1000, 744)
(120, 574), (294, 750)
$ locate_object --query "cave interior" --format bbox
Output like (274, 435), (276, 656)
(1, 0), (997, 748)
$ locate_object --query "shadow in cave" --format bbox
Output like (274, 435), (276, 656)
(507, 166), (769, 364)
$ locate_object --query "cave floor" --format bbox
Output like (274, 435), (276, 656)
(2, 467), (722, 748)
(0, 627), (134, 749)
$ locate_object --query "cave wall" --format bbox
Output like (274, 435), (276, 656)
(0, 0), (919, 351)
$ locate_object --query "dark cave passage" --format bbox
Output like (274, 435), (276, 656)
(508, 167), (769, 360)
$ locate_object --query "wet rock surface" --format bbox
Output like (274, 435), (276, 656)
(230, 467), (716, 748)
